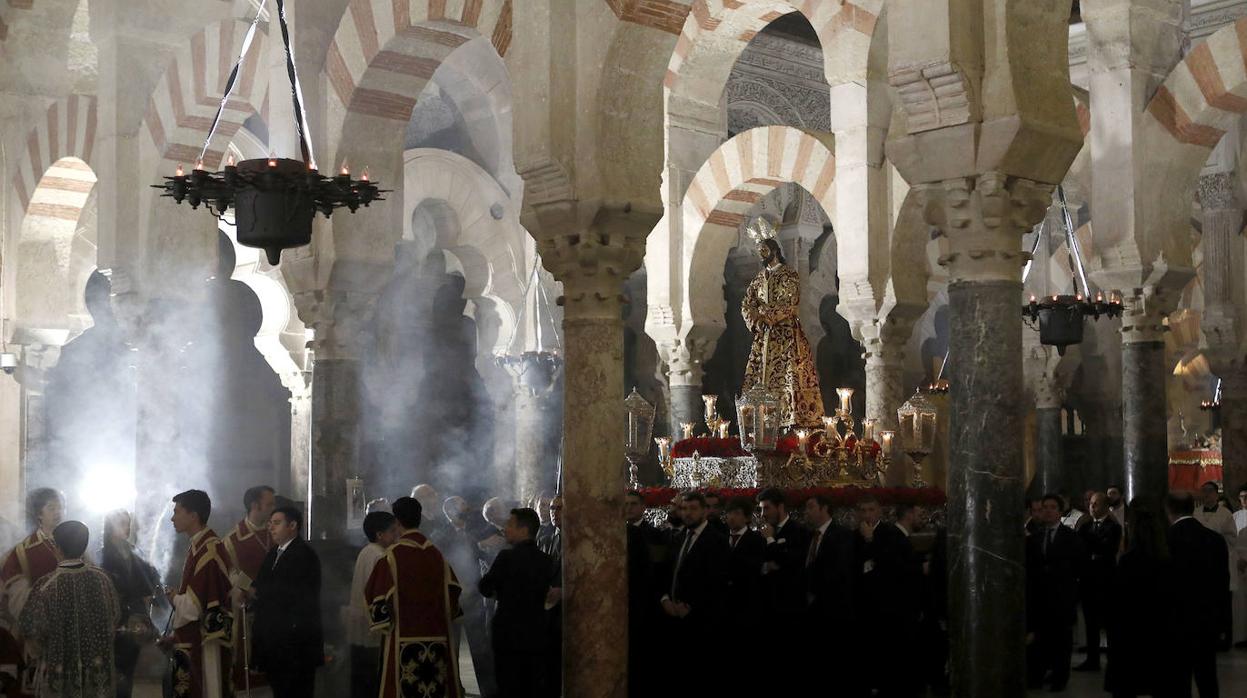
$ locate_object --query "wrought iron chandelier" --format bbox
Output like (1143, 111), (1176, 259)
(151, 0), (384, 265)
(1022, 186), (1122, 354)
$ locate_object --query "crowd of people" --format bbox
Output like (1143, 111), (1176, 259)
(0, 478), (1244, 697)
(1024, 483), (1247, 697)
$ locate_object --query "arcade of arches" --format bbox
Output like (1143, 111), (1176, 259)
(1, 1), (1246, 696)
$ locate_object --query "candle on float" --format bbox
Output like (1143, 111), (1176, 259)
(795, 429), (810, 456)
(702, 394), (718, 421)
(267, 158), (277, 168)
(194, 159), (204, 171)
(175, 164), (185, 177)
(226, 153), (236, 168)
(822, 415), (837, 441)
(1095, 291), (1103, 303)
(836, 387), (854, 415)
(880, 431), (895, 458)
(681, 422), (695, 440)
(361, 167), (370, 182)
(861, 418), (876, 442)
(717, 421), (730, 439)
(1029, 294), (1036, 304)
(340, 164), (350, 176)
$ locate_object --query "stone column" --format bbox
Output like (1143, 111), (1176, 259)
(861, 333), (910, 486)
(1119, 293), (1170, 506)
(1033, 371), (1065, 497)
(531, 202), (657, 698)
(296, 290), (374, 540)
(1199, 171), (1247, 497)
(919, 173), (1052, 698)
(288, 387), (312, 503)
(657, 338), (712, 438)
(1221, 373), (1247, 499)
(510, 353), (562, 503)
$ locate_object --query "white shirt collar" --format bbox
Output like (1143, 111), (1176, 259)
(730, 526), (748, 537)
(777, 515), (790, 531)
(1174, 515), (1195, 524)
(277, 538), (294, 553)
(816, 519), (832, 536)
(896, 523), (911, 537)
(766, 261), (783, 272)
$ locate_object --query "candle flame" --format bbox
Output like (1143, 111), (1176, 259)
(194, 159), (204, 171)
(340, 163), (349, 176)
(226, 153), (236, 167)
(175, 164), (185, 177)
(267, 158), (277, 168)
(361, 167), (370, 182)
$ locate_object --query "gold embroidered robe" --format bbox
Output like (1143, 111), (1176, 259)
(741, 263), (824, 427)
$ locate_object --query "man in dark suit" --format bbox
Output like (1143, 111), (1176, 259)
(757, 487), (809, 693)
(1026, 494), (1086, 692)
(703, 492), (728, 535)
(535, 495), (562, 698)
(1075, 490), (1122, 671)
(251, 506), (324, 698)
(874, 502), (926, 697)
(480, 507), (556, 698)
(624, 490), (659, 697)
(662, 491), (729, 693)
(802, 495), (861, 693)
(1166, 491), (1230, 698)
(723, 498), (765, 627)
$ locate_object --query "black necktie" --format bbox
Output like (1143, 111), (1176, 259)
(1044, 528), (1055, 555)
(671, 530), (694, 599)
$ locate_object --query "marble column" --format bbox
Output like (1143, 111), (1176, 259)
(1199, 172), (1247, 498)
(862, 340), (908, 486)
(510, 352), (562, 503)
(658, 338), (712, 438)
(288, 387), (312, 504)
(1033, 374), (1065, 497)
(1221, 374), (1247, 500)
(1120, 296), (1169, 507)
(919, 174), (1052, 698)
(532, 202), (657, 698)
(297, 290), (375, 540)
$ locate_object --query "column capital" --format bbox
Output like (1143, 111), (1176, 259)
(527, 201), (661, 321)
(916, 173), (1054, 283)
(1198, 171), (1242, 212)
(293, 289), (377, 361)
(1119, 285), (1177, 344)
(657, 336), (715, 388)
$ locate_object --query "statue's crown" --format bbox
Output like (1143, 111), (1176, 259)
(746, 216), (778, 242)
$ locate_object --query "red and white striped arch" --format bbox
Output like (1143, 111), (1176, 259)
(682, 125), (834, 327)
(142, 20), (268, 170)
(321, 0), (513, 264)
(325, 0), (513, 159)
(9, 95), (98, 229)
(665, 0), (880, 95)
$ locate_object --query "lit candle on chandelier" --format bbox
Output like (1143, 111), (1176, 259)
(861, 418), (876, 443)
(680, 422), (695, 440)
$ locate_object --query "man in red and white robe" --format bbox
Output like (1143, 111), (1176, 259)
(165, 490), (233, 698)
(223, 486), (274, 692)
(0, 488), (64, 698)
(365, 497), (462, 698)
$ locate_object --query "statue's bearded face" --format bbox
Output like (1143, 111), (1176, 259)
(756, 242), (773, 264)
